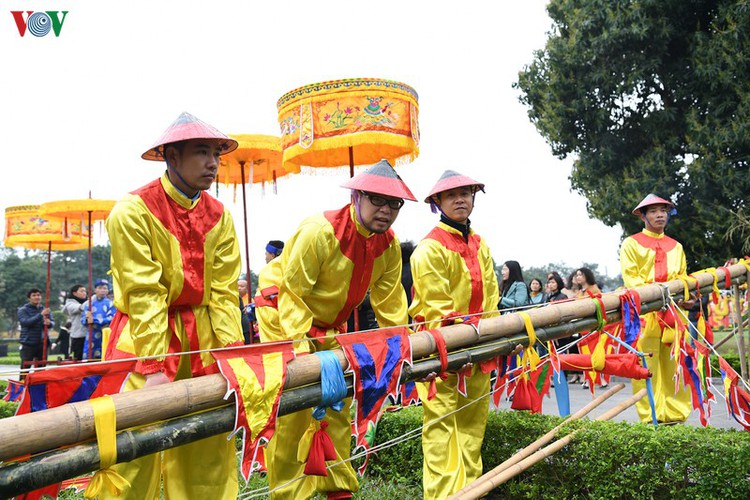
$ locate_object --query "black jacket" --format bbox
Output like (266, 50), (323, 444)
(18, 303), (53, 346)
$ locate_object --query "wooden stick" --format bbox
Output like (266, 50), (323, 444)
(451, 383), (625, 498)
(451, 389), (647, 500)
(733, 283), (748, 380)
(0, 264), (746, 462)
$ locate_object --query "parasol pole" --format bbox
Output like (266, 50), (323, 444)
(42, 241), (51, 364)
(348, 146), (354, 178)
(86, 209), (94, 360)
(238, 160), (254, 344)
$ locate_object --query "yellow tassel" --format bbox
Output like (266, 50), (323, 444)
(297, 420), (317, 463)
(518, 312), (540, 372)
(84, 396), (130, 498)
(590, 336), (607, 372)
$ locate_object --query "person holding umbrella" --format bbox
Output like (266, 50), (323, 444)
(620, 193), (693, 424)
(255, 159), (415, 499)
(17, 288), (53, 374)
(408, 170), (500, 499)
(81, 279), (115, 359)
(102, 112), (244, 499)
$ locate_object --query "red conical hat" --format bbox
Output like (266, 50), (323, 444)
(632, 193), (673, 215)
(142, 112), (239, 161)
(424, 170), (485, 203)
(340, 159), (416, 201)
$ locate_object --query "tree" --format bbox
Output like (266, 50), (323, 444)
(0, 245), (112, 332)
(515, 0), (750, 269)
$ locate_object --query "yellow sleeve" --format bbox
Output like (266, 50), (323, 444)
(619, 236), (647, 289)
(409, 240), (456, 330)
(277, 219), (330, 340)
(208, 211), (243, 346)
(106, 198), (170, 360)
(369, 237), (409, 328)
(677, 243), (687, 276)
(479, 240), (500, 319)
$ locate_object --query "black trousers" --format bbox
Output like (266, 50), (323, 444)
(70, 337), (85, 361)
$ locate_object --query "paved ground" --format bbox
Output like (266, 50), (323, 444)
(492, 375), (744, 430)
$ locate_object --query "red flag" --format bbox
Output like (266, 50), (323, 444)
(719, 357), (750, 431)
(12, 359), (135, 499)
(557, 353), (650, 379)
(337, 327), (412, 473)
(2, 379), (24, 402)
(16, 360), (135, 415)
(213, 342), (295, 480)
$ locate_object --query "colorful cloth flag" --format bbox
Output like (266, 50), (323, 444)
(16, 360), (135, 415)
(718, 357), (750, 431)
(2, 379), (24, 402)
(12, 359), (135, 500)
(212, 342), (295, 480)
(337, 327), (412, 473)
(676, 337), (713, 426)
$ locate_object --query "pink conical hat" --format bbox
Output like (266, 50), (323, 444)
(424, 170), (485, 203)
(340, 159), (416, 201)
(141, 112), (238, 161)
(632, 193), (673, 215)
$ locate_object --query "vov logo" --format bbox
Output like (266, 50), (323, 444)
(11, 11), (69, 37)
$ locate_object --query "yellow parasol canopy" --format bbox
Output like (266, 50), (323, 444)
(39, 199), (116, 222)
(277, 78), (420, 172)
(4, 205), (88, 250)
(217, 134), (299, 185)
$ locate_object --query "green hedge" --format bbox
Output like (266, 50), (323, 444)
(368, 407), (750, 498)
(0, 400), (18, 419)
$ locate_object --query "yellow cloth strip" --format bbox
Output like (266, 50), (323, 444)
(518, 312), (540, 372)
(84, 396), (130, 498)
(677, 275), (696, 301)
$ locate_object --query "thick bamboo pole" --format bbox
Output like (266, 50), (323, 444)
(733, 283), (748, 380)
(0, 283), (730, 494)
(451, 389), (647, 500)
(0, 264), (746, 463)
(451, 383), (625, 499)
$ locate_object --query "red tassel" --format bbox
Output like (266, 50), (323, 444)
(511, 377), (542, 414)
(304, 421), (337, 476)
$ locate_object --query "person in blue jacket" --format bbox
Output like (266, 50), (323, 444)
(81, 279), (116, 359)
(499, 260), (530, 312)
(17, 288), (53, 372)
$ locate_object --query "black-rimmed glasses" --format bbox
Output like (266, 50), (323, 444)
(360, 191), (404, 210)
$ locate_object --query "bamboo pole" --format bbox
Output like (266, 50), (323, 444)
(0, 264), (746, 463)
(0, 284), (725, 493)
(451, 383), (625, 499)
(451, 389), (647, 500)
(733, 283), (748, 380)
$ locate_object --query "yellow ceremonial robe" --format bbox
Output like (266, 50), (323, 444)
(255, 204), (408, 499)
(409, 221), (499, 500)
(102, 174), (242, 500)
(620, 228), (691, 423)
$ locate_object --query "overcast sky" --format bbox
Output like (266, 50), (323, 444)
(1, 0), (626, 279)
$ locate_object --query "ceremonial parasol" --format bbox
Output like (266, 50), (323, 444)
(40, 197), (116, 359)
(217, 134), (298, 295)
(277, 77), (420, 177)
(4, 205), (88, 364)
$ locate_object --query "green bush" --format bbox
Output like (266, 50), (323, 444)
(0, 400), (19, 419)
(710, 350), (747, 375)
(368, 407), (750, 498)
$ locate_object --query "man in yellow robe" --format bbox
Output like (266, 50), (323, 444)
(103, 112), (244, 499)
(409, 170), (499, 499)
(255, 160), (415, 500)
(620, 193), (694, 424)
